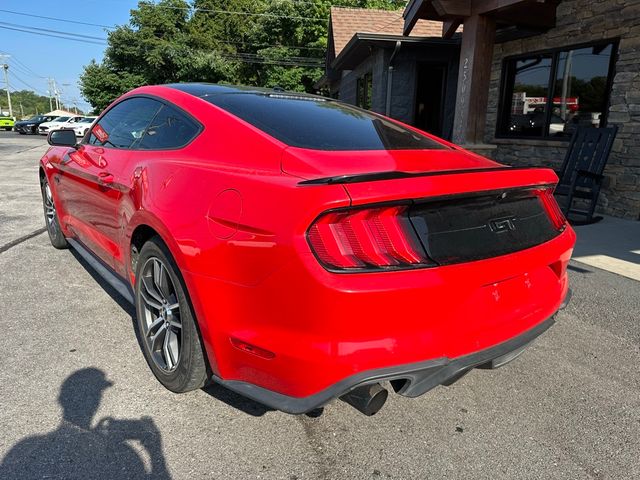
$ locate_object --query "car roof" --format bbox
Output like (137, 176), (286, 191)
(158, 83), (448, 152)
(165, 82), (325, 101)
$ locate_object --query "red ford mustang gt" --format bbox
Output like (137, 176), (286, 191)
(40, 84), (575, 415)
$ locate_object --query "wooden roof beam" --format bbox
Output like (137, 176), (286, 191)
(432, 0), (471, 18)
(442, 19), (463, 39)
(405, 0), (560, 33)
(488, 2), (557, 29)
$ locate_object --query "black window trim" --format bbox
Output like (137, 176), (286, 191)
(495, 38), (619, 141)
(83, 93), (204, 151)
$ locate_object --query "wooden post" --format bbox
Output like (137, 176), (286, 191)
(451, 13), (496, 145)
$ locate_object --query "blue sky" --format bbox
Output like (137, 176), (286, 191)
(0, 0), (139, 113)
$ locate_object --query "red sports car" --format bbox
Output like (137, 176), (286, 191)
(40, 84), (575, 415)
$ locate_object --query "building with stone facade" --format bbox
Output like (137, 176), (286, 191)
(484, 0), (640, 219)
(321, 1), (640, 220)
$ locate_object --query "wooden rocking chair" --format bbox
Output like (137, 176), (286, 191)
(554, 125), (618, 224)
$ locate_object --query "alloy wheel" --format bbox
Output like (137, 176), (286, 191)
(43, 183), (58, 236)
(139, 257), (183, 372)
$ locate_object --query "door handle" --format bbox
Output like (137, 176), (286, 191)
(98, 171), (114, 185)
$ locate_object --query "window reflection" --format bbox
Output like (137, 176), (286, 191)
(499, 42), (615, 139)
(508, 55), (553, 137)
(552, 44), (612, 137)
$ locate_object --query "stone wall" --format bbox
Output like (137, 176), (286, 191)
(485, 0), (640, 219)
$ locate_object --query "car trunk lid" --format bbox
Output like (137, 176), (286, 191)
(281, 147), (502, 180)
(343, 166), (563, 264)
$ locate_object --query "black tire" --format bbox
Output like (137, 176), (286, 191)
(4, 127), (11, 131)
(40, 177), (68, 249)
(135, 237), (209, 393)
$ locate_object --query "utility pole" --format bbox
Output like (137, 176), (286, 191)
(53, 79), (60, 110)
(20, 102), (24, 118)
(47, 78), (53, 111)
(0, 55), (13, 118)
(47, 78), (57, 111)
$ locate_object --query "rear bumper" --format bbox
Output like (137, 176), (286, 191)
(212, 313), (558, 414)
(188, 223), (574, 406)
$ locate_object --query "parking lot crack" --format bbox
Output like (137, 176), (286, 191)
(0, 227), (47, 254)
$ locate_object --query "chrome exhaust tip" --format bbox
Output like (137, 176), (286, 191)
(340, 383), (388, 416)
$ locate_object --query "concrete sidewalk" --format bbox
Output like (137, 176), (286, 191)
(572, 215), (640, 281)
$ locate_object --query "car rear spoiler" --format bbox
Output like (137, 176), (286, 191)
(298, 166), (549, 186)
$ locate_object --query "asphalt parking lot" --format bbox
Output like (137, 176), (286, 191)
(0, 130), (639, 479)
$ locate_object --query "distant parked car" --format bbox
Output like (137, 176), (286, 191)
(507, 112), (565, 136)
(38, 116), (84, 135)
(0, 116), (15, 131)
(72, 116), (97, 137)
(13, 115), (57, 134)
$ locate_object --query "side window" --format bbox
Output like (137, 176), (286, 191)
(138, 105), (200, 150)
(88, 97), (161, 149)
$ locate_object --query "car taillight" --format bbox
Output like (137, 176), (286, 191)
(307, 205), (433, 271)
(536, 187), (567, 231)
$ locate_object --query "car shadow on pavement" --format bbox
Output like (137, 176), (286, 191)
(202, 384), (275, 416)
(67, 248), (292, 418)
(0, 368), (171, 479)
(201, 386), (325, 418)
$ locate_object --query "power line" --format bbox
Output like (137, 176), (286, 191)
(0, 21), (107, 42)
(142, 3), (325, 22)
(0, 21), (326, 55)
(0, 9), (112, 29)
(6, 60), (37, 79)
(0, 3), (409, 31)
(213, 39), (325, 52)
(0, 24), (324, 67)
(0, 51), (45, 78)
(0, 8), (329, 52)
(288, 0), (408, 6)
(0, 25), (107, 45)
(223, 55), (323, 67)
(8, 70), (47, 96)
(0, 5), (325, 26)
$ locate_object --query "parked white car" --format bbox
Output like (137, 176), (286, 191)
(72, 116), (97, 137)
(38, 116), (84, 135)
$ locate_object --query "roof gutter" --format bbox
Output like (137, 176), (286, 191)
(385, 40), (402, 116)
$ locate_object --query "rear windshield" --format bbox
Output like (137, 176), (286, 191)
(203, 93), (447, 151)
(53, 117), (70, 122)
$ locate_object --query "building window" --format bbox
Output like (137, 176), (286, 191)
(497, 41), (617, 139)
(356, 72), (372, 110)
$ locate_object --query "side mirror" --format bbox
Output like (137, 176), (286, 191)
(48, 129), (78, 148)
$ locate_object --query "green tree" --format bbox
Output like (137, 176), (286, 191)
(0, 89), (55, 118)
(80, 0), (406, 109)
(79, 61), (146, 113)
